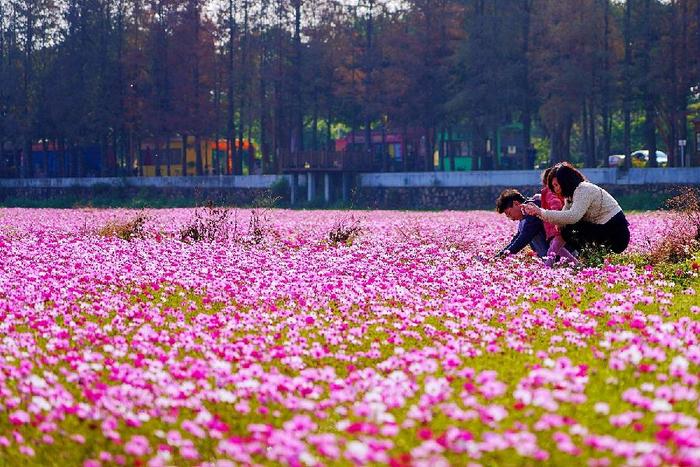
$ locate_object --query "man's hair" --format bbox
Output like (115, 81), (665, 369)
(496, 189), (525, 213)
(549, 162), (585, 198)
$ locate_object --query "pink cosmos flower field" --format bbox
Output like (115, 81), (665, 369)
(0, 208), (698, 466)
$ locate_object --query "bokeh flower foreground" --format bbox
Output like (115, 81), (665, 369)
(0, 208), (698, 466)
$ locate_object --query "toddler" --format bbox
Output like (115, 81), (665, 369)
(540, 167), (578, 267)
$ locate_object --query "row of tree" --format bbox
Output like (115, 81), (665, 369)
(1, 0), (699, 177)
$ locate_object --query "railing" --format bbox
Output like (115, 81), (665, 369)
(279, 150), (376, 172)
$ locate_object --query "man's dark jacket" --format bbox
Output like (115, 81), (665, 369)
(500, 197), (548, 257)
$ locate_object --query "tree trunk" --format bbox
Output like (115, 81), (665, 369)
(246, 123), (253, 174)
(589, 100), (596, 167)
(623, 0), (633, 170)
(42, 139), (49, 177)
(66, 141), (73, 177)
(582, 102), (591, 167)
(100, 134), (109, 177)
(669, 0), (679, 167)
(192, 1), (203, 176)
(20, 4), (36, 179)
(181, 134), (188, 176)
(203, 139), (209, 175)
(364, 0), (374, 161)
(155, 136), (162, 176)
(550, 118), (572, 163)
(381, 123), (388, 172)
(449, 127), (456, 171)
(677, 0), (689, 167)
(236, 0), (249, 175)
(260, 40), (269, 174)
(166, 136), (172, 176)
(642, 0), (657, 167)
(195, 135), (203, 175)
(521, 0), (533, 167)
(292, 0), (303, 152)
(127, 131), (133, 176)
(59, 139), (66, 178)
(326, 112), (332, 152)
(227, 0), (237, 176)
(312, 88), (318, 151)
(438, 127), (445, 171)
(137, 138), (144, 176)
(402, 125), (409, 172)
(601, 0), (611, 167)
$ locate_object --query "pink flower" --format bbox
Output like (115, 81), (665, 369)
(19, 445), (35, 457)
(180, 445), (199, 460)
(9, 410), (30, 426)
(125, 435), (151, 457)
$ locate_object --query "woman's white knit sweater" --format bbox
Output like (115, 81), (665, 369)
(541, 181), (622, 226)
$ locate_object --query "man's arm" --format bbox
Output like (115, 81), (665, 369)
(495, 232), (519, 257)
(501, 217), (542, 256)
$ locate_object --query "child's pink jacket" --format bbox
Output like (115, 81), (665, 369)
(541, 187), (563, 240)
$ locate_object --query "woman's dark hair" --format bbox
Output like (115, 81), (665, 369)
(549, 162), (586, 198)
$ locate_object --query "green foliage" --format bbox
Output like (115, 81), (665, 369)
(532, 137), (551, 168)
(616, 192), (670, 211)
(578, 242), (611, 268)
(269, 178), (290, 204)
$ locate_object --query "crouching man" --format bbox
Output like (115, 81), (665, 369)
(495, 189), (548, 258)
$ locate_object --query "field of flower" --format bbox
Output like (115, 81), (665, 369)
(0, 207), (698, 466)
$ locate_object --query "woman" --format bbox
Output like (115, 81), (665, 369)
(522, 162), (630, 254)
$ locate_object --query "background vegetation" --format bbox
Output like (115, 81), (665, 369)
(0, 0), (699, 176)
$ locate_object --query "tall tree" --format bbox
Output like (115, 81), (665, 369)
(11, 0), (59, 177)
(530, 0), (603, 163)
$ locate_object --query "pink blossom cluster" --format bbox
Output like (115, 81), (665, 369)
(0, 208), (697, 466)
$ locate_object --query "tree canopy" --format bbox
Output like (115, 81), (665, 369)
(0, 0), (698, 176)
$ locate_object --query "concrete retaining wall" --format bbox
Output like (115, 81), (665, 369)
(0, 174), (290, 189)
(359, 168), (700, 187)
(0, 168), (698, 209)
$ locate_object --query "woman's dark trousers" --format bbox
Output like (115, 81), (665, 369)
(561, 211), (630, 254)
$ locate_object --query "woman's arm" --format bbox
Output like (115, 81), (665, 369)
(540, 184), (595, 225)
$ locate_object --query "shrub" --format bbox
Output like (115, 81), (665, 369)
(98, 212), (149, 241)
(328, 216), (362, 246)
(665, 187), (700, 241)
(269, 177), (290, 203)
(641, 188), (700, 265)
(246, 194), (280, 245)
(179, 201), (234, 244)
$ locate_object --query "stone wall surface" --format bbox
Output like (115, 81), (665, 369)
(354, 184), (680, 210)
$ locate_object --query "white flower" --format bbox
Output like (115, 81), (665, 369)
(593, 402), (610, 415)
(651, 399), (672, 412)
(31, 396), (51, 412)
(670, 356), (689, 373)
(346, 441), (369, 461)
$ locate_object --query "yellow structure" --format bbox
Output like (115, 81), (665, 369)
(139, 136), (255, 176)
